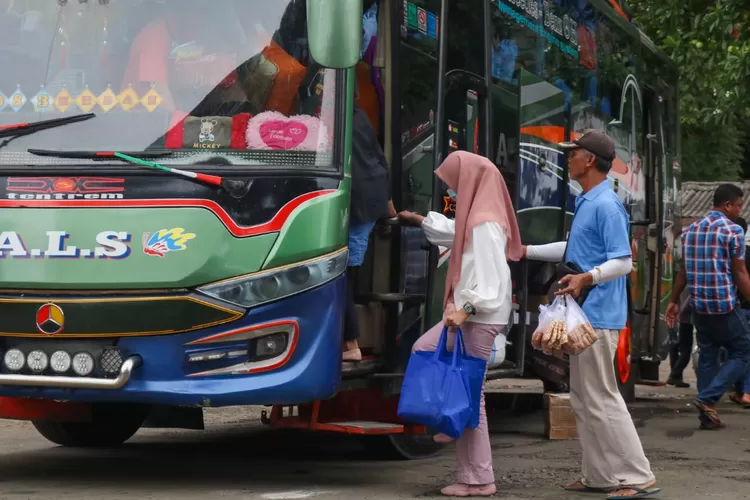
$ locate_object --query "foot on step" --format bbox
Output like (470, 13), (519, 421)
(342, 348), (362, 362)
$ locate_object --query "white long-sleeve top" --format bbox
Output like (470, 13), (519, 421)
(422, 212), (512, 325)
(526, 241), (632, 284)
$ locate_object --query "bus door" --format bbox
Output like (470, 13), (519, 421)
(369, 0), (442, 372)
(649, 82), (673, 366)
(421, 71), (490, 337)
(430, 0), (528, 378)
(630, 86), (664, 380)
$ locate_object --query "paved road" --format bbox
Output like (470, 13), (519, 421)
(0, 388), (748, 500)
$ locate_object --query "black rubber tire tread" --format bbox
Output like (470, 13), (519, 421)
(364, 432), (445, 460)
(32, 404), (150, 448)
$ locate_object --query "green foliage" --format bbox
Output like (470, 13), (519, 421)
(681, 124), (744, 181)
(629, 0), (750, 180)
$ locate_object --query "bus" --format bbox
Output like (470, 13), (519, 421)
(0, 0), (678, 458)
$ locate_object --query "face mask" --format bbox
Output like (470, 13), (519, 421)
(447, 189), (457, 201)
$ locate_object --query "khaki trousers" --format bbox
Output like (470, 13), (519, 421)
(570, 328), (655, 489)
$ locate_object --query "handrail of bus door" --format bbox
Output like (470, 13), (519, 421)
(629, 218), (654, 314)
(515, 258), (529, 376)
(358, 216), (426, 305)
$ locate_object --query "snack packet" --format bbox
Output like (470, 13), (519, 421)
(531, 295), (598, 355)
(563, 296), (599, 354)
(531, 295), (568, 355)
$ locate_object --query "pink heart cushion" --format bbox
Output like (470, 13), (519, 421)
(246, 111), (331, 152)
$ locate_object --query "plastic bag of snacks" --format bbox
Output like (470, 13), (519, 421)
(564, 297), (599, 354)
(531, 295), (598, 355)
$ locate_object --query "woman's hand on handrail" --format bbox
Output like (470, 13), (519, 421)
(397, 210), (425, 227)
(387, 199), (398, 218)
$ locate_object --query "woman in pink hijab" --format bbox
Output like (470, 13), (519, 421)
(399, 151), (522, 497)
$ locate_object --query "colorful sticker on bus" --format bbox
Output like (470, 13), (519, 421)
(142, 228), (196, 257)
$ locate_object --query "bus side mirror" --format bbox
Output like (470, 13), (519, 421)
(307, 0), (362, 69)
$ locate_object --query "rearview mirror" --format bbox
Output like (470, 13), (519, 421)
(307, 0), (362, 69)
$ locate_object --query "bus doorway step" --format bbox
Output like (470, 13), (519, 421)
(341, 357), (383, 378)
(260, 388), (424, 437)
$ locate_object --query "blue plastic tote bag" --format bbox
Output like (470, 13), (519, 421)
(397, 327), (487, 439)
(442, 328), (488, 429)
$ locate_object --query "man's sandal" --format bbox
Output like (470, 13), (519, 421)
(606, 486), (662, 499)
(563, 481), (614, 493)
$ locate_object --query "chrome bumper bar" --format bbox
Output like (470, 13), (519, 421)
(0, 356), (141, 390)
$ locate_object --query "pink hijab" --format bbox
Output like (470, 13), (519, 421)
(435, 151), (523, 308)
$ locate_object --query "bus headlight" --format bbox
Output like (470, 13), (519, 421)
(198, 249), (348, 308)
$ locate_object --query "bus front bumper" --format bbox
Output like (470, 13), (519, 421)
(0, 276), (346, 408)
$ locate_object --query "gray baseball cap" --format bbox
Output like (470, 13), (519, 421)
(559, 129), (616, 162)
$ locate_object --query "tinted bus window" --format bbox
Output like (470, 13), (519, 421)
(446, 0), (485, 75)
(518, 69), (567, 243)
(399, 0), (440, 146)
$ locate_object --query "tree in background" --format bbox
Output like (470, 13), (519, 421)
(628, 0), (750, 181)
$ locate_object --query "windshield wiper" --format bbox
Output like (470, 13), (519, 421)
(29, 149), (174, 160)
(114, 153), (250, 198)
(0, 113), (95, 149)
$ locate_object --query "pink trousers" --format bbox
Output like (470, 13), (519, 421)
(412, 320), (502, 486)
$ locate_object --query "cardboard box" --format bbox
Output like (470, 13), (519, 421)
(544, 392), (578, 440)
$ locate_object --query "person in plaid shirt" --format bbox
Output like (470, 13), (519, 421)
(666, 184), (750, 429)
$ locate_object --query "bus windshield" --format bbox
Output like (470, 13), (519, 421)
(0, 0), (337, 168)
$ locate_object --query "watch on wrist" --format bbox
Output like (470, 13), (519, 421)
(462, 302), (476, 315)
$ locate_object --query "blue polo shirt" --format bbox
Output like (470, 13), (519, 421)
(566, 179), (632, 330)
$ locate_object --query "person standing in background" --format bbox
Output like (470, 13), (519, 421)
(666, 185), (750, 429)
(727, 217), (750, 406)
(666, 288), (693, 388)
(343, 102), (396, 361)
(524, 130), (659, 499)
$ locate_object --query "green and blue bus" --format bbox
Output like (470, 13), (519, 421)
(0, 0), (678, 458)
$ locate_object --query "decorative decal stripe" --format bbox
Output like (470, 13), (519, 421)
(521, 127), (630, 175)
(186, 319), (297, 345)
(0, 189), (337, 238)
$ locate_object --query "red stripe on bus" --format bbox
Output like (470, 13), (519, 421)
(0, 189), (337, 238)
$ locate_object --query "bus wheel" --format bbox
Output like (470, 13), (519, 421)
(32, 404), (150, 448)
(364, 432), (445, 460)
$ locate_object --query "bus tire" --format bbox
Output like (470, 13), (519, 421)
(32, 404), (150, 448)
(364, 433), (444, 460)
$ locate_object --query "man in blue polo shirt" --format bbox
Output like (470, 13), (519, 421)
(524, 130), (659, 499)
